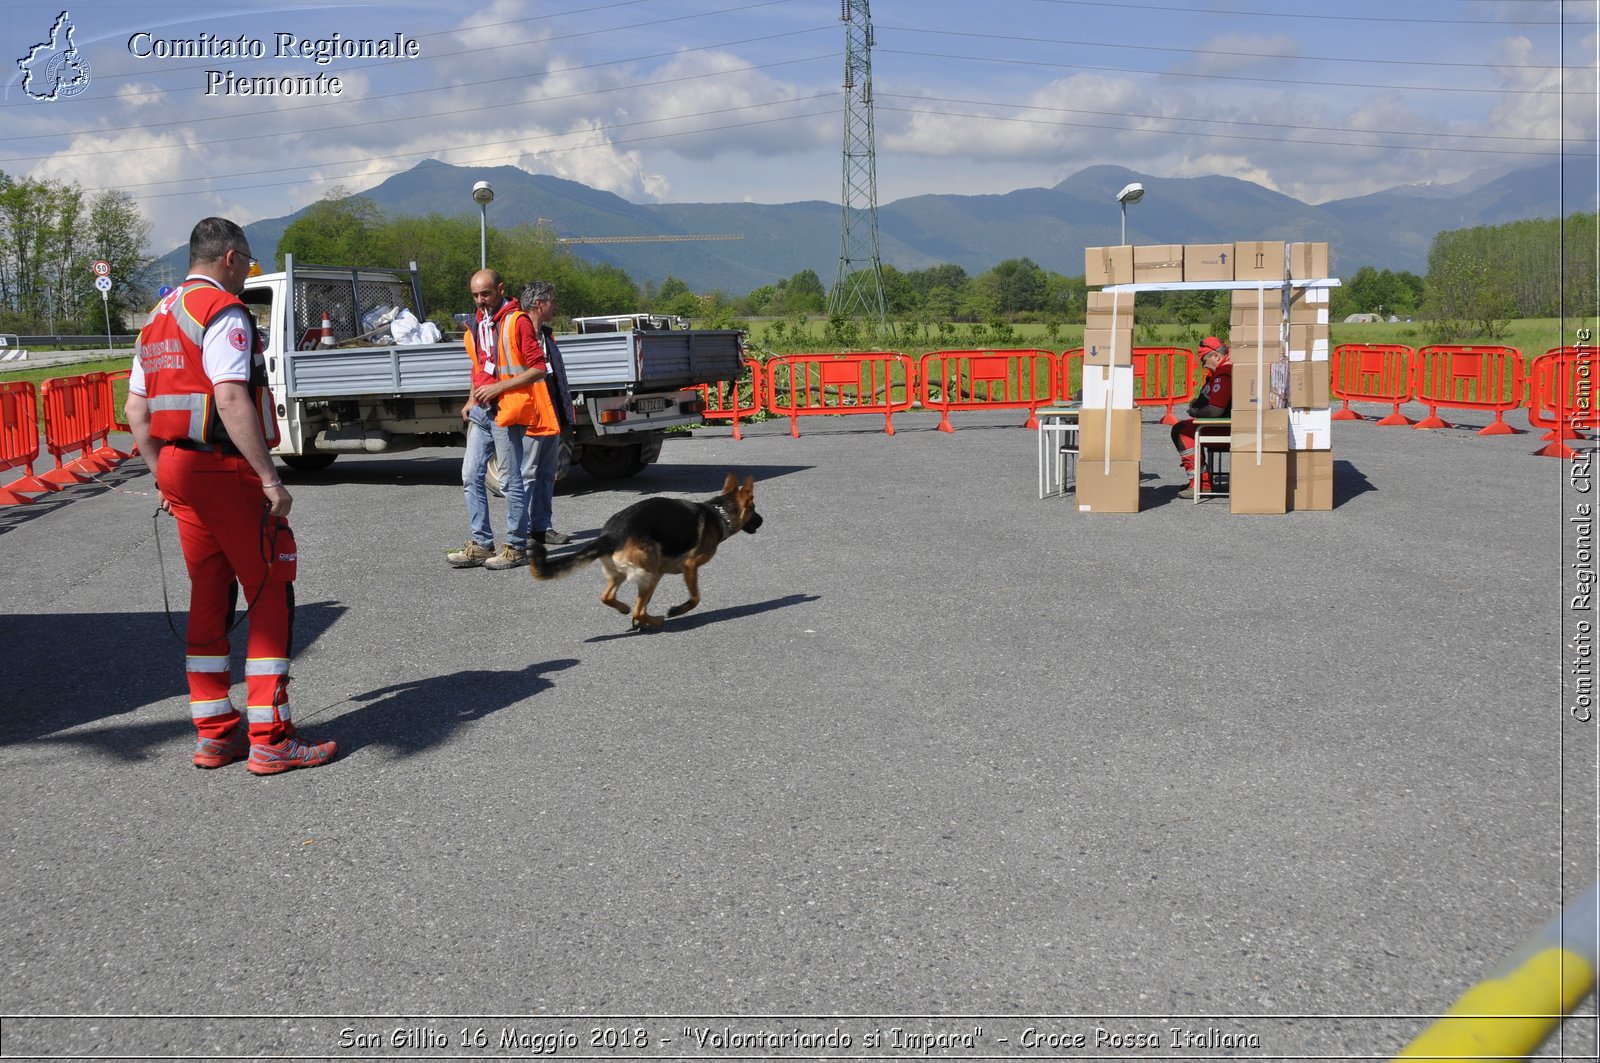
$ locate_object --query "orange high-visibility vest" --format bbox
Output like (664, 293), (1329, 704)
(463, 308), (559, 436)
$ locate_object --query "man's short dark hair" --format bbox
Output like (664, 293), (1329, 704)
(189, 217), (248, 267)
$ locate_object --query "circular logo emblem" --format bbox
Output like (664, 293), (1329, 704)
(228, 327), (250, 351)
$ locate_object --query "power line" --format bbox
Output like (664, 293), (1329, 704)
(1020, 0), (1563, 27)
(877, 47), (1573, 96)
(877, 91), (1566, 148)
(1, 0), (815, 103)
(878, 24), (1565, 70)
(78, 107), (837, 200)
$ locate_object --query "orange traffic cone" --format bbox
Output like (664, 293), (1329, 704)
(319, 312), (334, 347)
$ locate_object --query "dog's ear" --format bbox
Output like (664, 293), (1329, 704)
(721, 470), (738, 495)
(740, 474), (754, 496)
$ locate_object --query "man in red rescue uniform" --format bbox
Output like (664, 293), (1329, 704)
(125, 217), (336, 774)
(1171, 335), (1232, 499)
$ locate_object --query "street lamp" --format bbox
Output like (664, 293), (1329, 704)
(1116, 182), (1145, 244)
(471, 180), (494, 269)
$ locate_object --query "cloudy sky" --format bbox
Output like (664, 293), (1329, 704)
(5, 0), (1596, 253)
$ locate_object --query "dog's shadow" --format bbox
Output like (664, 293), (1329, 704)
(585, 593), (820, 642)
(308, 658), (580, 756)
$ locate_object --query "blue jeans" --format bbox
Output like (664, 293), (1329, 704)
(462, 405), (535, 551)
(527, 432), (559, 534)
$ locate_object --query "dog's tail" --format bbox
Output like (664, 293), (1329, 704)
(528, 535), (613, 582)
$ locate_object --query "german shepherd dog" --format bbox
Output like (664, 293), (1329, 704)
(528, 472), (762, 629)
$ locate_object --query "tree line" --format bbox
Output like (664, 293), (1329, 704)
(0, 172), (150, 335)
(1, 176), (1590, 344)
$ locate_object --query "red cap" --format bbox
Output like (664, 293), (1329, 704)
(1199, 335), (1224, 354)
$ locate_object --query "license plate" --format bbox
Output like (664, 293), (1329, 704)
(632, 396), (671, 413)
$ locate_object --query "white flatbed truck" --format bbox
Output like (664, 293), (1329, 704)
(241, 258), (744, 481)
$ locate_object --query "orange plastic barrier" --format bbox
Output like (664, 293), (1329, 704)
(40, 375), (115, 488)
(1411, 345), (1525, 435)
(1060, 349), (1083, 403)
(101, 368), (136, 457)
(1528, 346), (1600, 458)
(695, 357), (764, 440)
(1332, 344), (1414, 425)
(1131, 346), (1198, 425)
(765, 352), (915, 437)
(918, 349), (1057, 432)
(82, 370), (133, 463)
(0, 380), (56, 505)
(1060, 347), (1198, 424)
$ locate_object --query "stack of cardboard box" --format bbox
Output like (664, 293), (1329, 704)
(1076, 289), (1141, 512)
(1227, 241), (1333, 512)
(1080, 238), (1335, 514)
(1286, 241), (1333, 511)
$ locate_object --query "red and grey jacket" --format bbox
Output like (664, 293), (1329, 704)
(137, 280), (277, 449)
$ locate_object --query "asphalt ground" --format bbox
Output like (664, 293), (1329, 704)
(1, 405), (1596, 1062)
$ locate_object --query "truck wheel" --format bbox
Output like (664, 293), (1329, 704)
(486, 454), (505, 498)
(580, 443), (645, 480)
(554, 433), (574, 484)
(280, 453), (337, 472)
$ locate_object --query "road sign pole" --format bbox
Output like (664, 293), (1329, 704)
(94, 272), (115, 351)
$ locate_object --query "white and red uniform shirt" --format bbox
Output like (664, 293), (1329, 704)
(129, 275), (256, 398)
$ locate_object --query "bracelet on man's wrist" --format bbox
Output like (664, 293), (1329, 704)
(261, 479), (283, 489)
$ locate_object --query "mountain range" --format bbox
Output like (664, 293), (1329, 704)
(160, 157), (1595, 296)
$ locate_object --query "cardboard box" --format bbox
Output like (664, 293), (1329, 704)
(1232, 357), (1290, 412)
(1231, 322), (1286, 346)
(1085, 290), (1135, 320)
(1085, 245), (1134, 287)
(1287, 287), (1330, 325)
(1289, 241), (1330, 279)
(1286, 320), (1330, 361)
(1290, 450), (1334, 511)
(1083, 327), (1134, 367)
(1288, 360), (1331, 408)
(1289, 407), (1333, 450)
(1228, 334), (1292, 363)
(1232, 290), (1283, 324)
(1081, 364), (1135, 409)
(1233, 240), (1287, 282)
(1231, 408), (1290, 452)
(1133, 244), (1184, 283)
(1230, 450), (1289, 514)
(1078, 406), (1142, 462)
(1184, 243), (1234, 282)
(1076, 458), (1141, 513)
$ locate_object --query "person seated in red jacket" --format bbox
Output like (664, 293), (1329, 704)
(1171, 336), (1232, 498)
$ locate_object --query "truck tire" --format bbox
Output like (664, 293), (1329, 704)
(486, 434), (573, 496)
(486, 454), (505, 498)
(280, 453), (338, 472)
(580, 442), (645, 480)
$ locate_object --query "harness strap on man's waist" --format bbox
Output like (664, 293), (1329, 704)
(162, 438), (241, 456)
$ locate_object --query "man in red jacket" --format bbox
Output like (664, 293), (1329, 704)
(126, 217), (336, 775)
(1171, 336), (1232, 498)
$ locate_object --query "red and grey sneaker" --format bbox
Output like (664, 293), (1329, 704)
(246, 736), (337, 775)
(193, 727), (250, 769)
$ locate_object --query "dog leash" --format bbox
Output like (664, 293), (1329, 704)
(153, 500), (282, 643)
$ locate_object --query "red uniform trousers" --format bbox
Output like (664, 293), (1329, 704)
(159, 445), (298, 746)
(1171, 420), (1228, 485)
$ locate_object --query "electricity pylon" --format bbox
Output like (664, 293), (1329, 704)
(829, 0), (892, 336)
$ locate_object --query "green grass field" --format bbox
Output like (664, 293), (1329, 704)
(743, 318), (1588, 363)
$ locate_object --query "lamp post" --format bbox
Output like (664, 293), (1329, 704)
(1116, 182), (1145, 244)
(472, 181), (494, 269)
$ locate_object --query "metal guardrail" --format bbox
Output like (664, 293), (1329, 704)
(15, 335), (138, 346)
